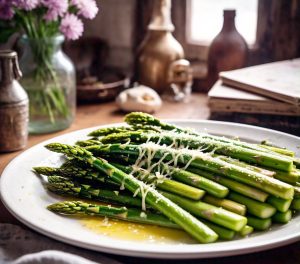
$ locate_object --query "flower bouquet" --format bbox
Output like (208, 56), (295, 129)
(0, 0), (99, 133)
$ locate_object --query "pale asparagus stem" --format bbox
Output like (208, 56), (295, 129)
(160, 190), (247, 232)
(202, 195), (247, 216)
(187, 167), (269, 202)
(228, 192), (276, 219)
(117, 160), (229, 199)
(238, 225), (254, 237)
(45, 143), (218, 243)
(218, 155), (299, 184)
(86, 143), (294, 199)
(112, 163), (205, 200)
(259, 144), (295, 157)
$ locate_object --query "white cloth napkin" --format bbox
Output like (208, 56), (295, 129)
(0, 224), (122, 264)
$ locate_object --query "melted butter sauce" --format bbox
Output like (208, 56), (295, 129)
(80, 217), (197, 244)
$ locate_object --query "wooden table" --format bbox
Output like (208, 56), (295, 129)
(0, 93), (299, 263)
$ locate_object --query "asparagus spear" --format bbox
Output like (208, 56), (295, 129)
(247, 215), (272, 231)
(272, 210), (292, 224)
(266, 196), (292, 213)
(218, 155), (299, 184)
(200, 220), (235, 240)
(48, 201), (179, 229)
(125, 112), (297, 163)
(166, 168), (229, 198)
(33, 166), (117, 186)
(114, 160), (229, 199)
(228, 192), (276, 219)
(160, 191), (247, 232)
(111, 163), (205, 200)
(291, 198), (300, 210)
(187, 167), (269, 202)
(45, 143), (218, 243)
(238, 225), (254, 237)
(202, 195), (247, 216)
(259, 145), (295, 157)
(88, 126), (135, 137)
(47, 176), (143, 208)
(86, 143), (294, 199)
(101, 131), (293, 172)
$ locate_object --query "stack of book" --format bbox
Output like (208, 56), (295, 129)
(208, 59), (300, 135)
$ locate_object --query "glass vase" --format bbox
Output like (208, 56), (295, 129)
(19, 35), (76, 134)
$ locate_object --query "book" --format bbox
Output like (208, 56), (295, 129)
(208, 81), (300, 116)
(219, 58), (300, 105)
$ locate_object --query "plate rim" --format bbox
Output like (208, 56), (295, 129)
(1, 120), (300, 259)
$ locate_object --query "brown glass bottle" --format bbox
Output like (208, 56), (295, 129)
(207, 9), (248, 88)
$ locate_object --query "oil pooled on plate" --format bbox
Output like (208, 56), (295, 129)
(80, 216), (197, 244)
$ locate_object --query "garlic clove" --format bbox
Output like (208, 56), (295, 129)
(116, 85), (162, 113)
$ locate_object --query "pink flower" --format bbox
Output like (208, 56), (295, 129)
(16, 0), (39, 10)
(42, 0), (68, 21)
(71, 0), (98, 19)
(0, 3), (14, 19)
(60, 13), (83, 40)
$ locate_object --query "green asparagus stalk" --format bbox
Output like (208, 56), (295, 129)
(115, 160), (229, 199)
(112, 163), (205, 200)
(238, 225), (254, 237)
(291, 198), (300, 210)
(259, 144), (295, 157)
(202, 195), (246, 216)
(33, 166), (117, 186)
(87, 143), (294, 199)
(294, 186), (300, 198)
(156, 179), (205, 200)
(166, 168), (229, 198)
(48, 201), (179, 229)
(272, 210), (292, 223)
(45, 143), (218, 243)
(200, 219), (235, 240)
(47, 176), (143, 208)
(218, 155), (300, 184)
(187, 167), (269, 202)
(216, 155), (275, 177)
(101, 131), (293, 172)
(228, 192), (276, 219)
(88, 126), (135, 137)
(266, 196), (292, 213)
(246, 215), (272, 231)
(125, 112), (297, 164)
(160, 191), (247, 232)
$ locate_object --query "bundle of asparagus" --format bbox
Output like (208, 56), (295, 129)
(34, 112), (300, 244)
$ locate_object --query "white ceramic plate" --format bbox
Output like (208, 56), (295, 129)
(1, 121), (300, 259)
